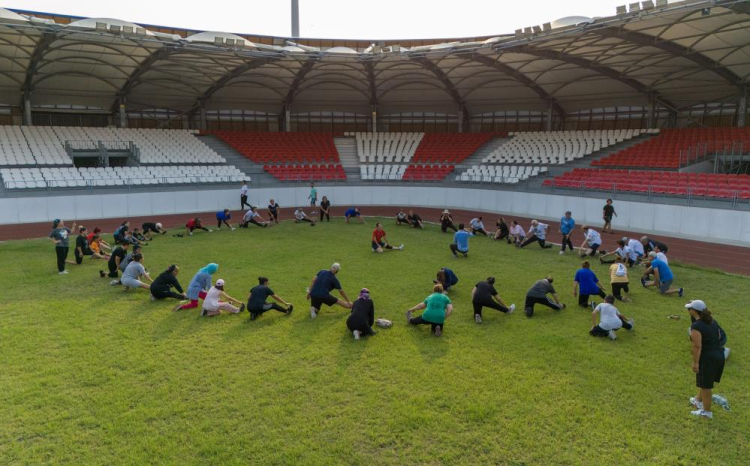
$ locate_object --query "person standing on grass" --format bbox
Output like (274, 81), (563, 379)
(439, 210), (458, 233)
(470, 216), (490, 237)
(184, 217), (211, 236)
(106, 242), (129, 280)
(247, 276), (293, 320)
(450, 223), (473, 258)
(396, 208), (408, 226)
(642, 256), (683, 297)
(406, 284), (453, 337)
(201, 279), (245, 317)
(121, 253), (152, 292)
(602, 199), (617, 234)
(519, 220), (552, 249)
(509, 220), (525, 245)
(579, 225), (604, 257)
(141, 222), (167, 239)
(559, 211), (575, 255)
(308, 182), (318, 207)
(493, 217), (510, 243)
(240, 207), (269, 228)
(307, 263), (352, 319)
(347, 288), (377, 340)
(685, 300), (726, 419)
(590, 295), (634, 340)
(574, 261), (607, 308)
(344, 207), (365, 224)
(319, 196), (331, 222)
(49, 219), (76, 275)
(295, 208), (317, 225)
(524, 277), (565, 318)
(177, 263), (218, 311)
(150, 265), (186, 302)
(609, 256), (631, 302)
(216, 209), (236, 230)
(267, 199), (280, 224)
(407, 210), (424, 229)
(372, 222), (404, 253)
(240, 181), (251, 210)
(471, 277), (516, 324)
(599, 239), (636, 267)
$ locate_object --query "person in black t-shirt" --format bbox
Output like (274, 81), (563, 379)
(247, 277), (293, 320)
(346, 288), (376, 340)
(319, 196), (331, 222)
(686, 300), (726, 419)
(602, 199), (617, 234)
(493, 218), (510, 243)
(267, 199), (280, 224)
(74, 227), (93, 265)
(471, 277), (516, 324)
(150, 265), (186, 301)
(106, 243), (129, 279)
(407, 210), (423, 229)
(141, 222), (167, 239)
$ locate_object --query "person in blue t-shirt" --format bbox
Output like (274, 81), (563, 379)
(449, 223), (474, 257)
(435, 267), (459, 291)
(344, 207), (365, 224)
(573, 261), (606, 308)
(307, 262), (352, 318)
(215, 209), (235, 230)
(642, 257), (683, 296)
(559, 211), (575, 254)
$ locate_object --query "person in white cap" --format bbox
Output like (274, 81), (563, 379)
(307, 263), (352, 318)
(685, 300), (726, 419)
(439, 210), (457, 233)
(201, 279), (245, 317)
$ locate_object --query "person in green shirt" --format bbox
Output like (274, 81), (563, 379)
(405, 284), (454, 337)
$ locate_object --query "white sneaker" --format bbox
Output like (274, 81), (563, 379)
(208, 230), (213, 233)
(231, 228), (236, 231)
(150, 295), (156, 301)
(58, 270), (69, 275)
(559, 251), (565, 255)
(724, 347), (730, 360)
(405, 310), (412, 324)
(608, 329), (617, 340)
(310, 306), (317, 319)
(353, 330), (361, 340)
(399, 244), (404, 250)
(109, 280), (119, 286)
(689, 397), (703, 410)
(508, 304), (516, 314)
(475, 314), (482, 324)
(691, 409), (713, 419)
(188, 232), (193, 236)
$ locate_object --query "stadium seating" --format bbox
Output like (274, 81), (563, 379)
(592, 127), (750, 169)
(213, 132), (341, 164)
(263, 164), (346, 181)
(455, 165), (547, 184)
(0, 165), (247, 189)
(0, 126), (71, 166)
(544, 168), (750, 199)
(355, 132), (424, 163)
(402, 164), (454, 181)
(360, 165), (407, 180)
(483, 129), (648, 165)
(411, 133), (498, 164)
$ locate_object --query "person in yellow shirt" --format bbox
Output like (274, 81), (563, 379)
(609, 256), (630, 302)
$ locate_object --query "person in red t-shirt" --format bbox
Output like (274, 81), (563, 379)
(86, 227), (111, 252)
(371, 223), (404, 253)
(185, 218), (212, 236)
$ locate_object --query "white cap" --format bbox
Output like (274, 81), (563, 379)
(685, 300), (706, 312)
(531, 220), (538, 226)
(648, 251), (657, 258)
(443, 209), (450, 214)
(156, 222), (162, 229)
(215, 279), (225, 287)
(331, 262), (341, 271)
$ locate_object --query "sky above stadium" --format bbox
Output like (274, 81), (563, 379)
(9, 0), (629, 39)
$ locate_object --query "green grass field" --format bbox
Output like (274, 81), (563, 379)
(1, 218), (748, 465)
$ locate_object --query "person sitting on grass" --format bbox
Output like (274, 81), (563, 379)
(407, 210), (424, 229)
(642, 255), (683, 297)
(609, 256), (631, 302)
(396, 208), (408, 226)
(176, 263), (218, 311)
(524, 276), (565, 318)
(241, 207), (269, 228)
(449, 223), (473, 258)
(295, 208), (317, 225)
(344, 207), (365, 224)
(88, 235), (110, 261)
(406, 284), (453, 337)
(519, 220), (552, 249)
(201, 279), (245, 317)
(372, 222), (404, 253)
(121, 252), (152, 292)
(247, 276), (293, 320)
(216, 209), (236, 230)
(267, 199), (280, 224)
(471, 276), (516, 324)
(509, 220), (525, 245)
(307, 263), (352, 319)
(493, 217), (510, 243)
(87, 227), (111, 252)
(150, 265), (186, 302)
(574, 261), (607, 308)
(347, 288), (377, 340)
(579, 225), (604, 257)
(439, 210), (457, 233)
(470, 216), (490, 237)
(600, 238), (636, 266)
(132, 227), (148, 243)
(184, 217), (211, 236)
(141, 222), (167, 239)
(590, 295), (634, 340)
(113, 221), (130, 245)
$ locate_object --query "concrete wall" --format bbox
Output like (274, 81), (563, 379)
(2, 185), (750, 246)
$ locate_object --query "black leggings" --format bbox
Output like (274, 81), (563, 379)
(241, 219), (266, 228)
(578, 290), (607, 307)
(472, 228), (488, 236)
(449, 243), (467, 256)
(561, 234), (574, 252)
(520, 235), (552, 249)
(249, 302), (287, 316)
(346, 317), (375, 335)
(472, 300), (509, 316)
(524, 296), (563, 316)
(151, 287), (183, 300)
(241, 194), (250, 209)
(217, 219), (232, 228)
(494, 231), (509, 242)
(320, 210), (330, 221)
(55, 246), (69, 272)
(590, 317), (632, 337)
(441, 221), (457, 233)
(409, 315), (443, 333)
(612, 282), (630, 300)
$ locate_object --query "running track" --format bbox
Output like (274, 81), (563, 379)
(2, 206), (749, 276)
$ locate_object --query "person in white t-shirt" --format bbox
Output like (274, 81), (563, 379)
(470, 217), (490, 237)
(294, 208), (316, 225)
(627, 237), (644, 262)
(590, 295), (634, 340)
(519, 220), (553, 249)
(240, 181), (250, 209)
(240, 207), (269, 228)
(201, 279), (245, 317)
(509, 221), (525, 245)
(599, 238), (635, 266)
(579, 225), (604, 258)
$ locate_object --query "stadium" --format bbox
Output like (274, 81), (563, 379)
(0, 0), (749, 464)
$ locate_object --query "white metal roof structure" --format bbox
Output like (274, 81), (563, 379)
(0, 0), (748, 121)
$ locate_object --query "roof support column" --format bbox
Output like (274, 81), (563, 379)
(284, 105), (291, 132)
(371, 105), (378, 133)
(458, 106), (466, 133)
(22, 92), (32, 126)
(738, 85), (748, 128)
(647, 94), (657, 129)
(546, 101), (554, 132)
(199, 100), (207, 131)
(117, 96), (128, 129)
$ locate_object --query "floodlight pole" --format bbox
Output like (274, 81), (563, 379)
(291, 0), (300, 38)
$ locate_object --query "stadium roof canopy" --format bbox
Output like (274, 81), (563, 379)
(0, 0), (748, 118)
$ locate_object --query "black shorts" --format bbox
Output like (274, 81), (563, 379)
(696, 350), (725, 389)
(311, 294), (339, 310)
(612, 282), (630, 298)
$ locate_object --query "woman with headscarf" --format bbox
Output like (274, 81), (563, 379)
(176, 263), (218, 311)
(346, 288), (377, 340)
(150, 265), (186, 302)
(48, 218), (77, 274)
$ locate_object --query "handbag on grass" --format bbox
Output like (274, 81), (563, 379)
(375, 319), (392, 328)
